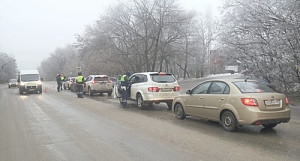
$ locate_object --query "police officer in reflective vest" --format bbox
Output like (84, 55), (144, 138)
(76, 72), (84, 98)
(60, 74), (65, 90)
(120, 72), (131, 107)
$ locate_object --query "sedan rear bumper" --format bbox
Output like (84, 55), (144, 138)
(238, 108), (291, 125)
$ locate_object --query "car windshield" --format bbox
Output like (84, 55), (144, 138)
(233, 81), (275, 93)
(95, 77), (109, 81)
(151, 74), (176, 83)
(9, 79), (17, 83)
(21, 74), (39, 82)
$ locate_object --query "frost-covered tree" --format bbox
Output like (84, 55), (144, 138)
(0, 52), (18, 83)
(220, 0), (300, 93)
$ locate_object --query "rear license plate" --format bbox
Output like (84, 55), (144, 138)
(264, 100), (280, 105)
(160, 88), (173, 92)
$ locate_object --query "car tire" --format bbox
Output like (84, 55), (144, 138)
(262, 123), (277, 128)
(174, 103), (186, 119)
(19, 90), (23, 95)
(8, 85), (10, 88)
(221, 111), (237, 132)
(167, 102), (172, 110)
(108, 91), (112, 96)
(88, 87), (93, 96)
(136, 93), (145, 110)
(64, 85), (66, 90)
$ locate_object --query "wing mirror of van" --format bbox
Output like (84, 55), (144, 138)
(40, 78), (44, 81)
(186, 90), (192, 95)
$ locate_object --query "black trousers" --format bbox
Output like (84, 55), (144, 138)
(77, 84), (84, 97)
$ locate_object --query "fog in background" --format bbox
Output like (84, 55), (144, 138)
(0, 0), (222, 70)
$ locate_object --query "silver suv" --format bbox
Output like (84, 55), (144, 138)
(84, 75), (113, 96)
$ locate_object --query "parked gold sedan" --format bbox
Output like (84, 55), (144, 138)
(172, 79), (291, 131)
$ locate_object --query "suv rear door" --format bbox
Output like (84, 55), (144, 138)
(149, 73), (179, 99)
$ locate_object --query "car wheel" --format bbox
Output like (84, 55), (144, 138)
(136, 93), (145, 110)
(119, 97), (122, 104)
(64, 85), (66, 90)
(8, 85), (10, 88)
(221, 111), (237, 132)
(88, 87), (93, 96)
(174, 103), (186, 119)
(19, 90), (23, 95)
(39, 90), (42, 94)
(262, 123), (277, 128)
(107, 91), (112, 96)
(167, 102), (172, 110)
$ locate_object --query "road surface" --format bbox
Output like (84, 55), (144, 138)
(0, 74), (299, 161)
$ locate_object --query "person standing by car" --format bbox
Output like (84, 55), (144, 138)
(120, 72), (131, 107)
(76, 72), (85, 98)
(60, 74), (65, 91)
(56, 74), (62, 92)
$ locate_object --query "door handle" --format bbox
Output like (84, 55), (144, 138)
(199, 97), (204, 99)
(219, 98), (225, 101)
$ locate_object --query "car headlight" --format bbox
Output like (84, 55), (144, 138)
(20, 82), (25, 86)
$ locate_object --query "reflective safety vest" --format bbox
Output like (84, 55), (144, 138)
(61, 77), (64, 81)
(121, 75), (126, 82)
(77, 76), (83, 82)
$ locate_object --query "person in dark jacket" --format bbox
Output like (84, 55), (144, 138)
(120, 72), (131, 107)
(56, 74), (62, 92)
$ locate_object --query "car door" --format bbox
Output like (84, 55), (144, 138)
(203, 81), (230, 120)
(184, 81), (211, 117)
(129, 75), (140, 99)
(84, 76), (92, 92)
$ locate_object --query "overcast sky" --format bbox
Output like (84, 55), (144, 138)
(0, 0), (223, 70)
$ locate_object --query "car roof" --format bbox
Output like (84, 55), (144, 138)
(133, 72), (175, 75)
(89, 75), (109, 77)
(133, 72), (158, 75)
(202, 79), (258, 83)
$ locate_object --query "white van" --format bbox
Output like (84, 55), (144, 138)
(18, 70), (43, 94)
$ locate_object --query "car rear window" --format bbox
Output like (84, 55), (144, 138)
(233, 81), (275, 93)
(151, 74), (176, 83)
(95, 77), (109, 81)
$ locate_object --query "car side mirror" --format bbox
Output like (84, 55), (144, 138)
(17, 79), (20, 83)
(40, 78), (44, 81)
(186, 90), (192, 95)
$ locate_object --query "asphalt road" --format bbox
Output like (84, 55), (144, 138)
(1, 74), (299, 161)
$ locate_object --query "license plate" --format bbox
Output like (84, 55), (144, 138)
(265, 100), (280, 105)
(160, 88), (173, 92)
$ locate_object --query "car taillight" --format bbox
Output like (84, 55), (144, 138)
(241, 98), (258, 106)
(148, 87), (159, 92)
(286, 97), (289, 105)
(173, 86), (180, 91)
(92, 81), (96, 84)
(158, 73), (166, 75)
